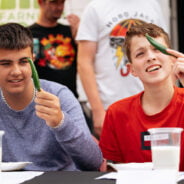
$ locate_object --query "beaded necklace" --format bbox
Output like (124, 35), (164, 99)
(0, 87), (36, 111)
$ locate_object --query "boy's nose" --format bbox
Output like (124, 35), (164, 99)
(147, 50), (156, 62)
(10, 64), (21, 75)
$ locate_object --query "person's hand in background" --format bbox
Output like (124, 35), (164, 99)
(67, 14), (80, 38)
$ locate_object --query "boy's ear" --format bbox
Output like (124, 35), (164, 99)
(126, 62), (138, 77)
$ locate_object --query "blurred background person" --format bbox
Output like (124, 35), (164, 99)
(76, 0), (169, 138)
(29, 0), (80, 98)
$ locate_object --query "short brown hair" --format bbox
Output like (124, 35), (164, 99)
(0, 23), (33, 52)
(124, 22), (170, 63)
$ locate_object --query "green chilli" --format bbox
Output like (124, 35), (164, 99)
(145, 33), (176, 58)
(28, 58), (41, 91)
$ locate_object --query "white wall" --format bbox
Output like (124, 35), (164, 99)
(157, 0), (170, 33)
(64, 0), (91, 17)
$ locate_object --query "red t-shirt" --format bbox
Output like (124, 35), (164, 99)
(99, 87), (184, 171)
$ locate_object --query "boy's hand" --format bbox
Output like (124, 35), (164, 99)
(34, 89), (63, 128)
(167, 49), (184, 86)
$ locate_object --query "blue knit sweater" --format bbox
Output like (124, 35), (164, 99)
(0, 80), (103, 171)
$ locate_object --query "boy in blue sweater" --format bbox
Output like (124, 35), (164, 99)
(0, 23), (102, 171)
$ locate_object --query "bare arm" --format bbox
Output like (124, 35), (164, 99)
(77, 41), (106, 137)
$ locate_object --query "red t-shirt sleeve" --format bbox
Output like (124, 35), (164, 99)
(99, 108), (123, 162)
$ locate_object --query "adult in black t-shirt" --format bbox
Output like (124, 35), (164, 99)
(29, 0), (79, 98)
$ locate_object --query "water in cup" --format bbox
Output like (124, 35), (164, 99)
(148, 127), (183, 170)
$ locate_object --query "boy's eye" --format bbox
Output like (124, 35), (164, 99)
(136, 52), (144, 58)
(20, 59), (29, 64)
(153, 47), (160, 53)
(153, 47), (157, 50)
(0, 62), (10, 66)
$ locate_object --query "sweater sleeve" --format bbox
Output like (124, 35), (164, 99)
(51, 87), (103, 171)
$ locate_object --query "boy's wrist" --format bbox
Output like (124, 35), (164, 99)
(53, 111), (65, 129)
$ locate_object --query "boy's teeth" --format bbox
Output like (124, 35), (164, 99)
(11, 80), (21, 82)
(147, 66), (161, 72)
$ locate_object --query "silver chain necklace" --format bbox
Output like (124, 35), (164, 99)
(0, 87), (36, 111)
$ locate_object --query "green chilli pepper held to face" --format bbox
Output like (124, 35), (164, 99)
(27, 58), (41, 91)
(145, 33), (177, 58)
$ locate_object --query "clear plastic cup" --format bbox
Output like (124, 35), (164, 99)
(0, 131), (4, 172)
(148, 127), (183, 170)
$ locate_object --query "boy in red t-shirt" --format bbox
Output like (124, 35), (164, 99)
(99, 22), (184, 171)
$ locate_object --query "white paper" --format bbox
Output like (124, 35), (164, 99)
(107, 162), (153, 171)
(116, 170), (178, 184)
(0, 171), (43, 184)
(95, 172), (117, 180)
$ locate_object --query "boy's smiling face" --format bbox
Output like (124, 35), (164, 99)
(128, 35), (174, 86)
(0, 47), (33, 95)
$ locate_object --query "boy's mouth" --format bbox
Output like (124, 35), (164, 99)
(8, 79), (23, 83)
(146, 65), (161, 72)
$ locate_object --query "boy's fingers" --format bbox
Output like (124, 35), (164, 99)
(167, 49), (184, 58)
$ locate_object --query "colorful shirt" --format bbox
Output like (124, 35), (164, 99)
(29, 23), (78, 97)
